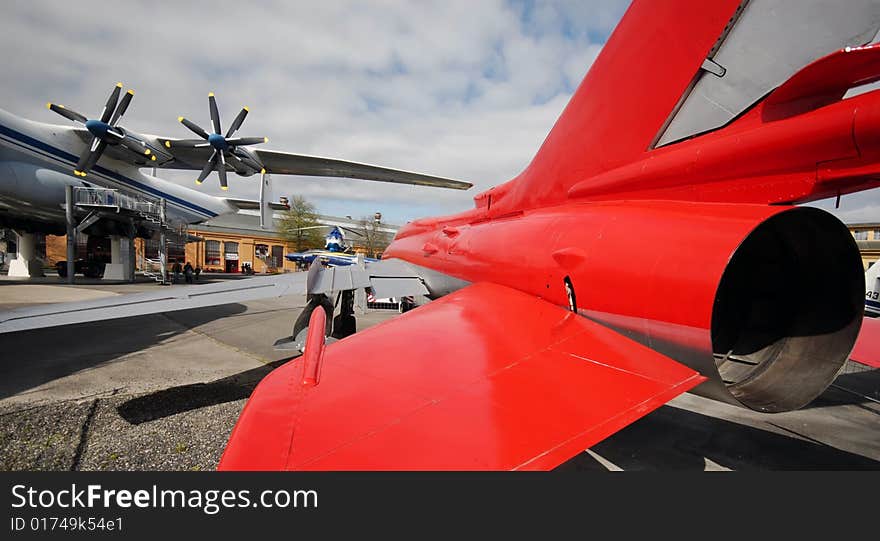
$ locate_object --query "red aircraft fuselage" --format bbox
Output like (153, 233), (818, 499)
(218, 0), (880, 470)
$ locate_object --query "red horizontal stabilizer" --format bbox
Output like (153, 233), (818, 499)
(219, 283), (704, 470)
(851, 317), (880, 369)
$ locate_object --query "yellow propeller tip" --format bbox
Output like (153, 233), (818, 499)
(263, 137), (268, 143)
(116, 82), (123, 88)
(178, 116), (184, 122)
(243, 106), (249, 111)
(220, 186), (229, 191)
(46, 102), (52, 109)
(195, 180), (202, 185)
(260, 168), (266, 174)
(144, 148), (151, 155)
(164, 140), (171, 148)
(208, 92), (215, 97)
(74, 170), (85, 177)
(151, 155), (157, 161)
(127, 89), (135, 95)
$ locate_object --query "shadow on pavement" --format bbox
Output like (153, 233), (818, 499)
(116, 357), (295, 424)
(557, 404), (880, 471)
(0, 304), (248, 399)
(806, 367), (880, 411)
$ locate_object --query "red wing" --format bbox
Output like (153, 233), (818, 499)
(219, 283), (704, 471)
(851, 317), (880, 369)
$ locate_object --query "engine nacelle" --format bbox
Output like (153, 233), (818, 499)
(559, 203), (864, 412)
(388, 201), (864, 412)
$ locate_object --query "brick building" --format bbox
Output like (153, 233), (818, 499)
(33, 211), (398, 275)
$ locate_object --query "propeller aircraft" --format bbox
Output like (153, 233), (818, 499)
(0, 84), (472, 275)
(3, 0), (880, 470)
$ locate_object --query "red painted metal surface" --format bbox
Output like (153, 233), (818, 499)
(301, 307), (327, 386)
(389, 200), (788, 335)
(485, 0), (743, 215)
(222, 0), (879, 469)
(218, 283), (704, 471)
(851, 317), (880, 369)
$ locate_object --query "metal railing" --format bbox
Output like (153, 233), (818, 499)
(138, 257), (166, 283)
(73, 187), (162, 222)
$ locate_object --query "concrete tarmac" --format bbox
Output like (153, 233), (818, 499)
(0, 277), (878, 471)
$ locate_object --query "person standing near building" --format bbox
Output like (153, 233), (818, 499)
(184, 261), (194, 284)
(171, 260), (182, 283)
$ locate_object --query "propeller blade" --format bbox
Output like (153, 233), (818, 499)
(218, 151), (228, 190)
(179, 117), (209, 139)
(119, 138), (155, 160)
(208, 92), (221, 134)
(100, 83), (123, 124)
(166, 138), (208, 149)
(83, 140), (106, 172)
(46, 103), (87, 124)
(196, 150), (218, 185)
(110, 89), (134, 126)
(225, 136), (268, 146)
(74, 140), (95, 175)
(104, 128), (125, 145)
(225, 106), (249, 137)
(73, 138), (107, 177)
(339, 226), (365, 237)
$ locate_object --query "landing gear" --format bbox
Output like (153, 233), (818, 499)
(292, 294), (334, 349)
(399, 296), (417, 313)
(332, 290), (357, 339)
(282, 290), (359, 354)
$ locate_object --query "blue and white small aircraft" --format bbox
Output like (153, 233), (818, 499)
(286, 226), (379, 267)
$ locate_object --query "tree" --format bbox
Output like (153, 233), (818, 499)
(278, 196), (324, 252)
(356, 214), (389, 258)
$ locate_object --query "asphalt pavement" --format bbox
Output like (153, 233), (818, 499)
(0, 276), (877, 471)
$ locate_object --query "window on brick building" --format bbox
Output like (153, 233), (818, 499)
(205, 240), (221, 266)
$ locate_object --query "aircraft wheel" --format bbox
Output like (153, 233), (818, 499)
(332, 313), (356, 339)
(399, 296), (416, 313)
(331, 290), (356, 339)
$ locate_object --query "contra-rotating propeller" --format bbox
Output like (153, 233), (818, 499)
(169, 93), (268, 191)
(47, 83), (155, 177)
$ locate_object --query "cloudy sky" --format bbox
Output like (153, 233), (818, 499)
(1, 0), (878, 225)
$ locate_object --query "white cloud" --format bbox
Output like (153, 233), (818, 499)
(809, 189), (880, 225)
(0, 0), (629, 223)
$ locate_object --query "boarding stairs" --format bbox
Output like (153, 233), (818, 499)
(72, 187), (165, 227)
(140, 257), (166, 283)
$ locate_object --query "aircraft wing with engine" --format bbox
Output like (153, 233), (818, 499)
(67, 126), (472, 190)
(151, 143), (473, 190)
(40, 88), (472, 195)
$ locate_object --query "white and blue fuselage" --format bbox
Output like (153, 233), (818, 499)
(0, 107), (236, 230)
